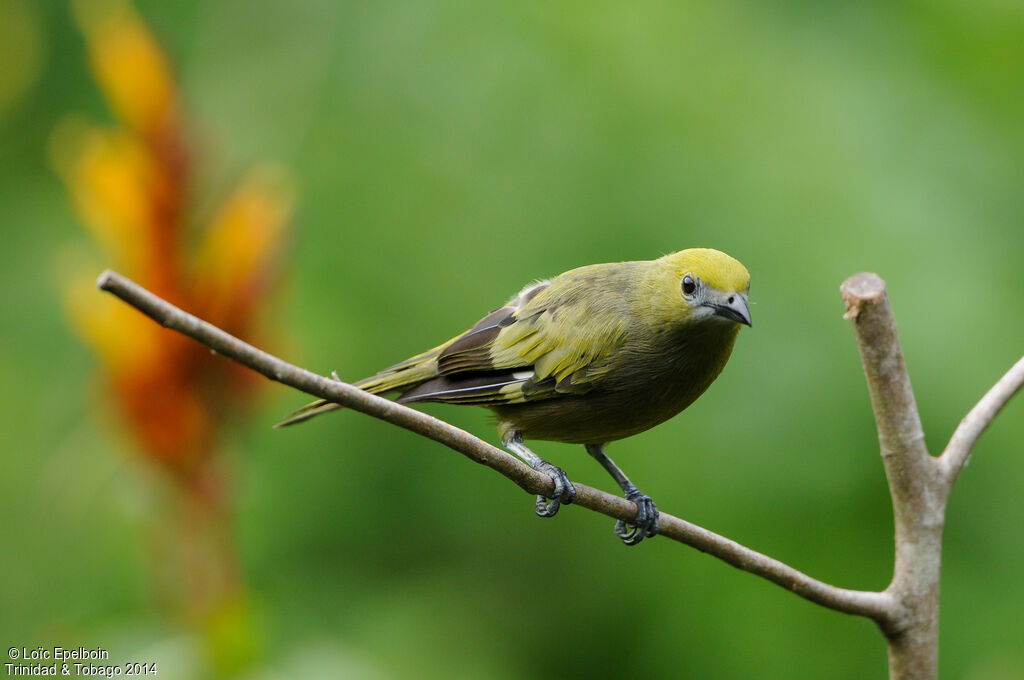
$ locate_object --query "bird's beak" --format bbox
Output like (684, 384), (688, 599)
(710, 294), (752, 327)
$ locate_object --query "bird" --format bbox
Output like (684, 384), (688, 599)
(277, 248), (751, 545)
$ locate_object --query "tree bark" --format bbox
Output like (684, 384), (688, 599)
(842, 273), (946, 680)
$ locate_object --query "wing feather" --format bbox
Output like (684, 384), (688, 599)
(277, 264), (635, 426)
(405, 269), (630, 407)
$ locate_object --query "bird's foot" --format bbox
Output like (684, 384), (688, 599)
(614, 488), (659, 546)
(501, 433), (575, 518)
(533, 460), (576, 518)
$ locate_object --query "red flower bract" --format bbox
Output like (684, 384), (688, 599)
(54, 0), (293, 478)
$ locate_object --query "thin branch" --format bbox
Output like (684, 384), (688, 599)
(97, 269), (894, 622)
(940, 354), (1024, 484)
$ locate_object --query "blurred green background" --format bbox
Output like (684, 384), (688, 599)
(3, 0), (1023, 678)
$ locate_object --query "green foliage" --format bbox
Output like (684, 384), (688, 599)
(2, 0), (1023, 678)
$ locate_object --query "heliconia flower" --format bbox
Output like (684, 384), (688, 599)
(191, 166), (294, 340)
(54, 0), (293, 478)
(52, 122), (175, 290)
(71, 0), (178, 147)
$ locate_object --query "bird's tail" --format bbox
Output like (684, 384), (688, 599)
(273, 399), (342, 427)
(273, 346), (443, 428)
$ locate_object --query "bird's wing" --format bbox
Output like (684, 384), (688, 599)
(398, 272), (630, 406)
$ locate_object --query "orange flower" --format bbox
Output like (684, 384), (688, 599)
(71, 0), (179, 148)
(55, 0), (293, 478)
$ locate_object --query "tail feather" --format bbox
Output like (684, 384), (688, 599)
(274, 347), (443, 428)
(273, 400), (342, 428)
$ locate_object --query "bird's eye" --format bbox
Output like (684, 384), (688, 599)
(681, 275), (697, 296)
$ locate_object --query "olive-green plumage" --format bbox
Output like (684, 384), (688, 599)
(280, 248), (750, 441)
(278, 248), (751, 544)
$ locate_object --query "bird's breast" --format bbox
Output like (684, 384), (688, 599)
(496, 322), (740, 444)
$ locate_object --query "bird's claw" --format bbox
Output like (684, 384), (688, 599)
(533, 461), (576, 518)
(614, 489), (659, 546)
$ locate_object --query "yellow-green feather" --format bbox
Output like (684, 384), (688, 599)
(276, 247), (750, 441)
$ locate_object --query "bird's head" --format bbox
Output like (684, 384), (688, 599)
(647, 248), (752, 328)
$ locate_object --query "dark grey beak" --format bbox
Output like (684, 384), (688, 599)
(712, 294), (752, 327)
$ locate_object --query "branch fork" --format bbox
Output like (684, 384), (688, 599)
(96, 269), (1023, 680)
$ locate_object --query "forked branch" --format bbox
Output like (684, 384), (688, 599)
(840, 272), (1023, 680)
(96, 269), (891, 620)
(98, 268), (1022, 680)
